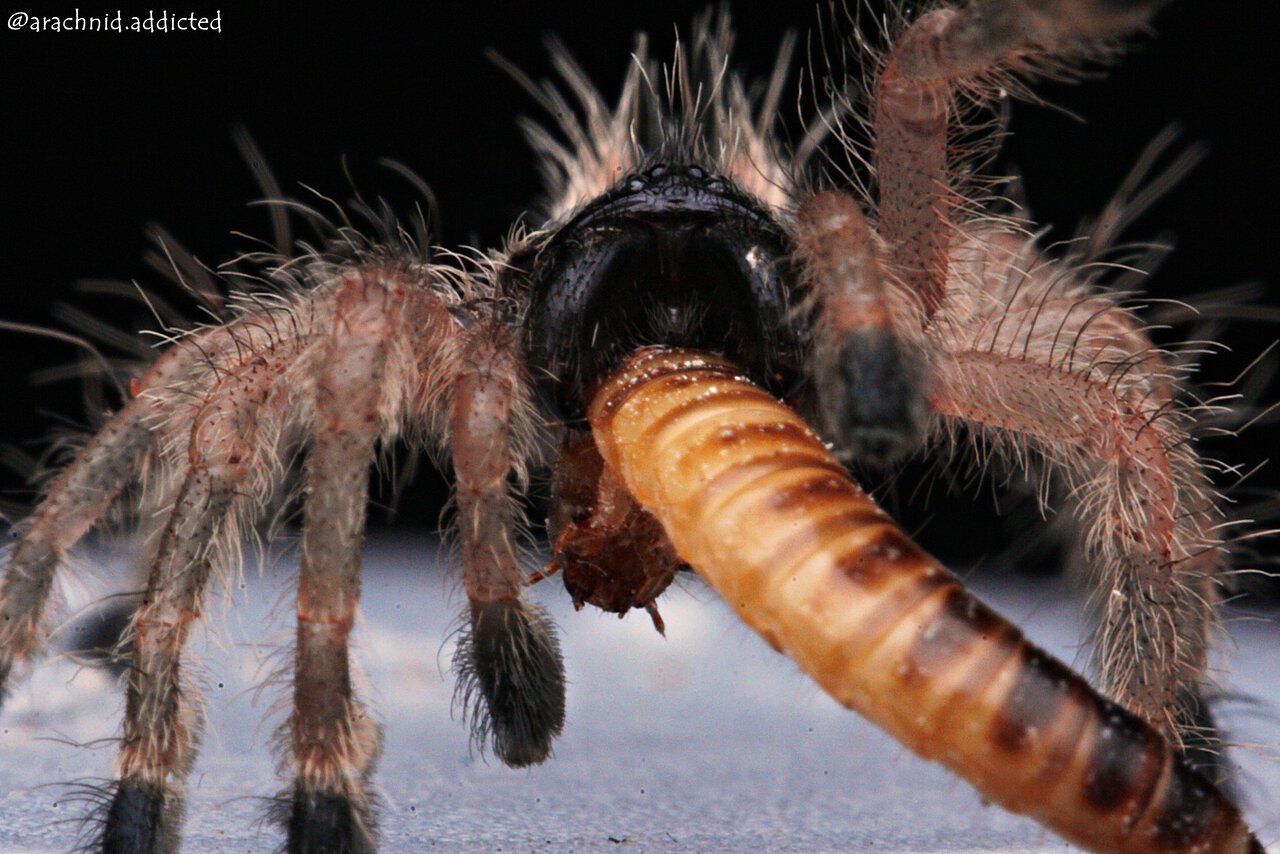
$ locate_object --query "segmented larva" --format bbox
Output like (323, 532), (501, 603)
(588, 346), (1262, 854)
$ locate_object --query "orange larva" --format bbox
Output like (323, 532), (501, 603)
(587, 346), (1262, 854)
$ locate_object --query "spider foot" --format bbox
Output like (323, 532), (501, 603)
(454, 598), (566, 768)
(99, 779), (180, 854)
(285, 790), (376, 854)
(818, 331), (928, 466)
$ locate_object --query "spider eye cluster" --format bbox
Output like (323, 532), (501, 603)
(522, 162), (807, 422)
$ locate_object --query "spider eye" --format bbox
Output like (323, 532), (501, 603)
(523, 164), (806, 421)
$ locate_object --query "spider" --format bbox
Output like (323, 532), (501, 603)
(0, 0), (1270, 851)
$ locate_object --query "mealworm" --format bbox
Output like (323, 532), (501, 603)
(587, 345), (1262, 854)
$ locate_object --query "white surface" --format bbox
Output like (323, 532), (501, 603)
(1, 538), (1276, 853)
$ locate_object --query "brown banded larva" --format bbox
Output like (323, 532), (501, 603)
(587, 346), (1263, 854)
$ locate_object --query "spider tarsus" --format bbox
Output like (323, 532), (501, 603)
(818, 330), (928, 466)
(454, 598), (566, 768)
(284, 790), (376, 854)
(100, 780), (179, 854)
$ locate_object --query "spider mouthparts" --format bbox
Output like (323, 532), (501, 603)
(547, 431), (684, 622)
(524, 161), (805, 420)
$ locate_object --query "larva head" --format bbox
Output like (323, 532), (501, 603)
(521, 163), (807, 421)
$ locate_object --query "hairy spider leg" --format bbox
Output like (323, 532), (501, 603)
(283, 270), (413, 852)
(103, 333), (315, 851)
(932, 228), (1226, 776)
(796, 190), (929, 464)
(874, 0), (1169, 317)
(0, 324), (252, 700)
(449, 315), (565, 768)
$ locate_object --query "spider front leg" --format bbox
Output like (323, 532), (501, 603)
(0, 316), (287, 700)
(862, 0), (1225, 772)
(450, 314), (565, 768)
(930, 258), (1225, 775)
(796, 191), (929, 464)
(256, 256), (473, 852)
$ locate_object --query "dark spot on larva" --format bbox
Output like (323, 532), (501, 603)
(758, 627), (783, 653)
(1148, 763), (1230, 849)
(765, 467), (855, 512)
(990, 645), (1077, 754)
(908, 586), (1015, 688)
(764, 505), (887, 577)
(1081, 701), (1164, 822)
(834, 527), (921, 587)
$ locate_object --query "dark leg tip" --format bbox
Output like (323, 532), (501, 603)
(1091, 0), (1168, 10)
(454, 598), (567, 768)
(101, 780), (172, 854)
(287, 790), (375, 854)
(819, 331), (928, 466)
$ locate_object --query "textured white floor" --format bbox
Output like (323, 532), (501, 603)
(1, 538), (1276, 853)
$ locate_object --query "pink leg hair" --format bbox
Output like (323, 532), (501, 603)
(874, 0), (1167, 318)
(0, 322), (262, 697)
(278, 256), (469, 848)
(100, 333), (315, 849)
(451, 318), (529, 610)
(795, 190), (929, 462)
(930, 227), (1223, 762)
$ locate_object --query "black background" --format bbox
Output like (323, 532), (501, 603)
(2, 3), (1276, 598)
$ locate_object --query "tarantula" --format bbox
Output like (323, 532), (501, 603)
(0, 0), (1265, 851)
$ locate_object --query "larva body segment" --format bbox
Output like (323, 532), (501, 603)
(588, 346), (1261, 854)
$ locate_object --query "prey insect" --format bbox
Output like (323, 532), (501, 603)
(590, 346), (1260, 853)
(0, 0), (1269, 852)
